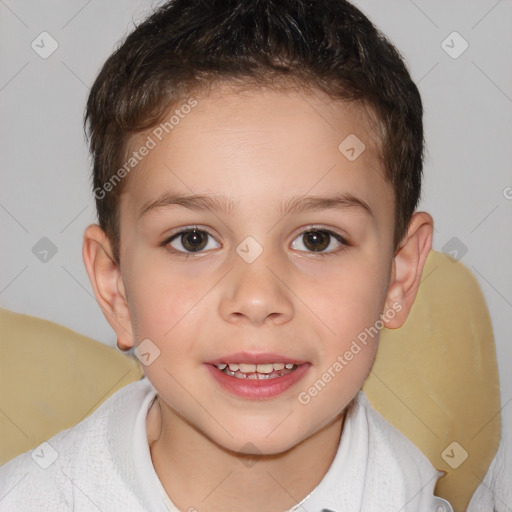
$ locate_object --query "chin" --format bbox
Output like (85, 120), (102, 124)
(205, 418), (313, 457)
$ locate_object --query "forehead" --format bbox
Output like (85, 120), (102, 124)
(120, 83), (392, 226)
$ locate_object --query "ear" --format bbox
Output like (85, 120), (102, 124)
(382, 211), (433, 329)
(82, 224), (134, 351)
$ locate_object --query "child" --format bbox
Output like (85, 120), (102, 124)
(0, 0), (459, 510)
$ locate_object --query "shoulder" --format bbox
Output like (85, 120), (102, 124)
(355, 391), (436, 478)
(467, 431), (512, 512)
(353, 391), (453, 511)
(0, 450), (70, 511)
(0, 378), (155, 512)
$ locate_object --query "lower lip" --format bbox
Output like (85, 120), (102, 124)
(205, 363), (311, 400)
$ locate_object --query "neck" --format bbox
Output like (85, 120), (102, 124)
(147, 397), (346, 512)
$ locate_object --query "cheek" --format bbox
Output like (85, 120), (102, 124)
(126, 269), (205, 390)
(304, 260), (390, 342)
(125, 252), (207, 342)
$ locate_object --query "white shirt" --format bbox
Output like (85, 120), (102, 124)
(0, 377), (453, 511)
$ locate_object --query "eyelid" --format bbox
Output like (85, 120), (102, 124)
(165, 224), (217, 239)
(302, 224), (349, 238)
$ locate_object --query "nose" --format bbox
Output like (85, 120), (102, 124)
(218, 248), (294, 327)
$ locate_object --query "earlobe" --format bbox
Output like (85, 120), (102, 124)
(82, 224), (134, 351)
(383, 212), (434, 329)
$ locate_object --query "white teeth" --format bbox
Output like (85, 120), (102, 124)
(218, 362), (296, 371)
(217, 361), (299, 377)
(256, 363), (274, 374)
(239, 363), (257, 373)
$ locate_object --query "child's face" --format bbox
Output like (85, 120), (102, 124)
(115, 84), (398, 453)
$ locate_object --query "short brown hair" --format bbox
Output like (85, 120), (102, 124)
(85, 0), (424, 265)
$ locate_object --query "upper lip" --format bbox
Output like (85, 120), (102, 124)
(205, 352), (307, 365)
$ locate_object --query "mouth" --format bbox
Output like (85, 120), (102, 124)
(205, 353), (310, 399)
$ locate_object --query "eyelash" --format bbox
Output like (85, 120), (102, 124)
(160, 225), (351, 259)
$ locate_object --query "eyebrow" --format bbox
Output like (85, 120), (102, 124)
(138, 192), (373, 220)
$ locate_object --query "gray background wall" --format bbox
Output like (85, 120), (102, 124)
(1, 0), (511, 497)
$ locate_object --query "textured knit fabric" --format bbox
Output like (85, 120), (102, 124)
(0, 377), (453, 512)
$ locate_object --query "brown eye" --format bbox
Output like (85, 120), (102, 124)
(303, 230), (330, 252)
(181, 230), (208, 251)
(167, 228), (219, 254)
(291, 228), (348, 255)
